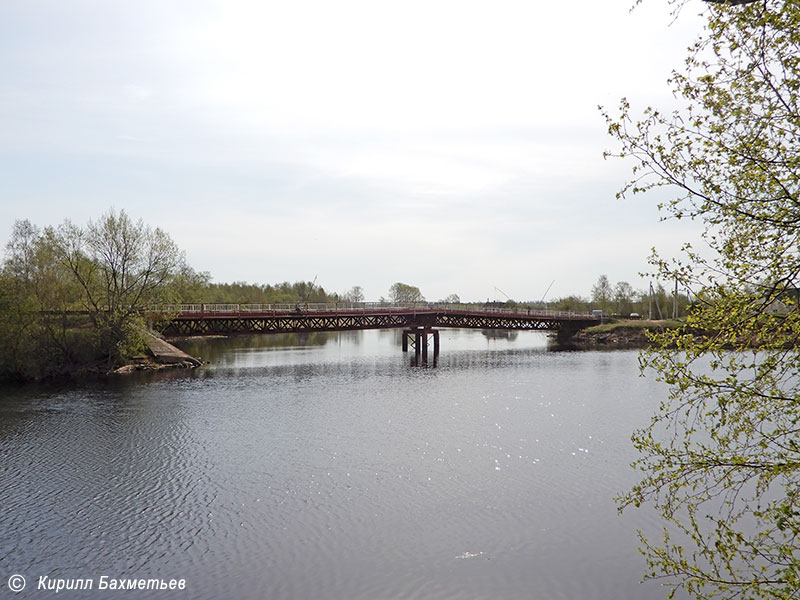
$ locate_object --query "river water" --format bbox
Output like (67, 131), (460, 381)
(1, 329), (680, 599)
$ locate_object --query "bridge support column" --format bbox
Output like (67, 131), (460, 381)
(402, 328), (440, 366)
(556, 327), (579, 344)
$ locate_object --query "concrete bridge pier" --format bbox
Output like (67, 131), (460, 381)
(402, 328), (440, 365)
(556, 327), (580, 344)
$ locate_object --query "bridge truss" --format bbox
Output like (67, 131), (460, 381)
(157, 303), (598, 339)
(162, 311), (415, 336)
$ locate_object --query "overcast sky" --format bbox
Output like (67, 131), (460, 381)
(0, 0), (709, 302)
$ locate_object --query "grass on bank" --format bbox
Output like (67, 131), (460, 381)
(584, 318), (684, 334)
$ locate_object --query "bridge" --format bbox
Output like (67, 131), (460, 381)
(155, 302), (599, 363)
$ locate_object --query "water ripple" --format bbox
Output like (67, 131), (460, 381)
(0, 334), (674, 599)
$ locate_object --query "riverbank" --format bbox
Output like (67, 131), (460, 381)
(111, 331), (202, 374)
(564, 319), (682, 349)
(110, 355), (202, 374)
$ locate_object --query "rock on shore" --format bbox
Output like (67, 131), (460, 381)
(561, 320), (682, 350)
(567, 325), (652, 349)
(110, 330), (203, 374)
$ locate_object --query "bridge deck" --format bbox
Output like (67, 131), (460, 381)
(155, 303), (599, 337)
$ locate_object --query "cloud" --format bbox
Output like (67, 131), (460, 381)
(0, 0), (709, 300)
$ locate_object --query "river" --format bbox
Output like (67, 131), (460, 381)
(1, 329), (680, 599)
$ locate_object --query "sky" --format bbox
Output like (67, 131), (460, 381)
(0, 0), (710, 303)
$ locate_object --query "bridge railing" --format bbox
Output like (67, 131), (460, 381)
(148, 302), (597, 320)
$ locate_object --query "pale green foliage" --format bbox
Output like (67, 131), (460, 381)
(551, 277), (689, 316)
(44, 209), (188, 363)
(0, 210), (189, 377)
(591, 274), (614, 312)
(388, 282), (425, 304)
(48, 209), (186, 316)
(0, 220), (94, 378)
(190, 280), (337, 304)
(342, 285), (365, 302)
(606, 1), (800, 598)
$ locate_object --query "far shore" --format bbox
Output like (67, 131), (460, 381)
(560, 319), (682, 350)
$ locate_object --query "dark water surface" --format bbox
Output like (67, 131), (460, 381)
(1, 330), (677, 599)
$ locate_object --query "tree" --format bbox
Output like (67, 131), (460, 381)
(343, 285), (365, 302)
(0, 209), (190, 376)
(550, 294), (591, 313)
(590, 274), (613, 313)
(614, 280), (636, 316)
(388, 282), (424, 304)
(605, 1), (800, 598)
(44, 209), (188, 363)
(0, 221), (77, 378)
(441, 293), (461, 304)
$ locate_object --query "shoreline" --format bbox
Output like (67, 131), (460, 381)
(560, 319), (681, 350)
(1, 323), (670, 384)
(110, 356), (202, 375)
(108, 331), (204, 374)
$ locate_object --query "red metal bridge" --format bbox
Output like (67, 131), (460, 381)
(154, 302), (599, 363)
(157, 302), (598, 338)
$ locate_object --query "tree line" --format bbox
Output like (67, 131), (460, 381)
(1, 212), (185, 380)
(182, 278), (339, 305)
(0, 210), (342, 381)
(547, 274), (692, 318)
(0, 213), (471, 381)
(0, 211), (689, 382)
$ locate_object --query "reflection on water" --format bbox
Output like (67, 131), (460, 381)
(174, 331), (340, 364)
(480, 330), (519, 341)
(0, 329), (683, 600)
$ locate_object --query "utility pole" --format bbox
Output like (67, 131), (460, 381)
(673, 277), (679, 319)
(650, 281), (664, 320)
